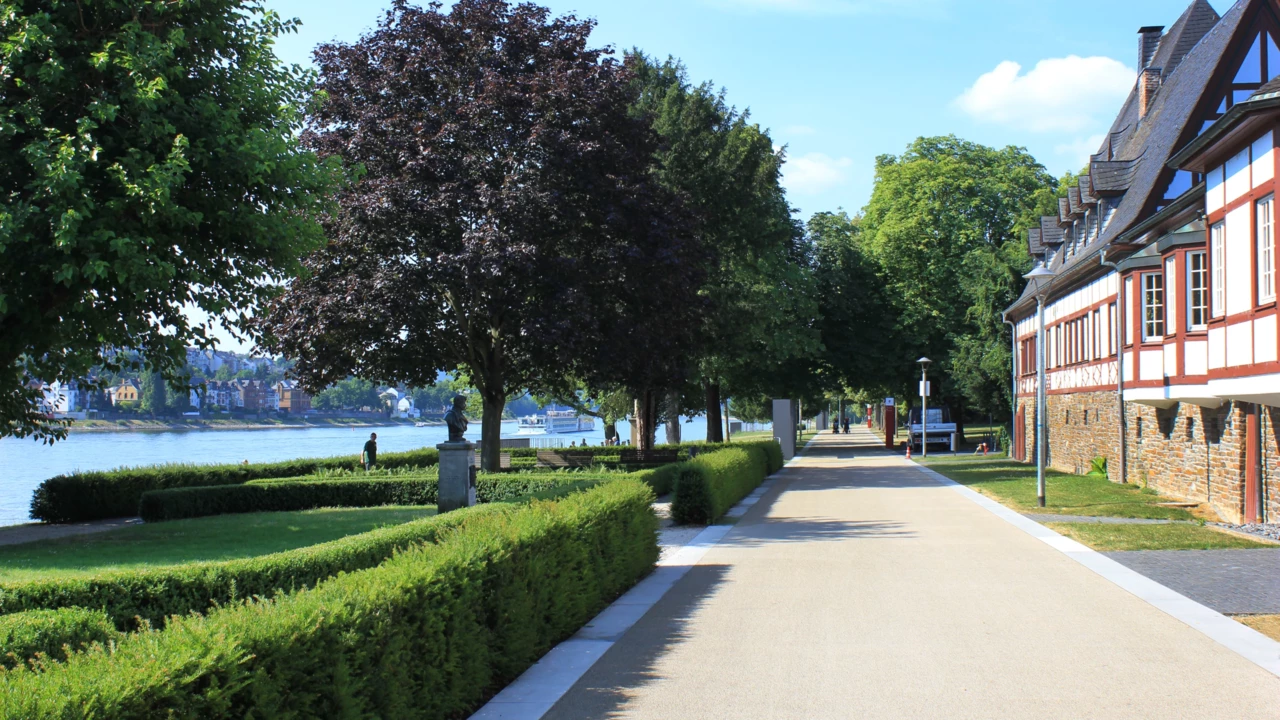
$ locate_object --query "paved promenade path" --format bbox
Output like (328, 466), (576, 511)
(544, 428), (1280, 720)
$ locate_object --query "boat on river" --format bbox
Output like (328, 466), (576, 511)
(517, 410), (595, 434)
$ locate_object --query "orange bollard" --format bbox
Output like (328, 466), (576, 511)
(905, 444), (912, 460)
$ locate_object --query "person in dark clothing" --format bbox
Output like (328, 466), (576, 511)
(362, 433), (378, 470)
(842, 417), (850, 433)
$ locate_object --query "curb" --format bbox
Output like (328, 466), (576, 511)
(468, 474), (782, 719)
(909, 460), (1280, 680)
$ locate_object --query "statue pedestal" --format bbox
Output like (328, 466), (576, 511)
(436, 441), (477, 513)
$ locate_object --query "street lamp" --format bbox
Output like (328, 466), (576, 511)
(1024, 262), (1058, 508)
(917, 357), (932, 458)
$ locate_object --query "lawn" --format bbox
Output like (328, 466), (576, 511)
(0, 506), (436, 582)
(1045, 522), (1273, 551)
(921, 457), (1195, 520)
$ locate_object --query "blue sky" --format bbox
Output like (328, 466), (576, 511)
(207, 0), (1232, 352)
(264, 0), (1236, 219)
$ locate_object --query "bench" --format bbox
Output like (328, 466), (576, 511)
(618, 449), (679, 467)
(473, 451), (511, 469)
(535, 451), (597, 469)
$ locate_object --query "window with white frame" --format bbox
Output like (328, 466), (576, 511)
(1259, 195), (1275, 303)
(1211, 221), (1225, 317)
(1188, 251), (1209, 330)
(1142, 273), (1165, 341)
(1124, 277), (1134, 345)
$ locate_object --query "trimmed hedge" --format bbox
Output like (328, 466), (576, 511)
(0, 478), (606, 630)
(0, 608), (118, 669)
(671, 446), (771, 525)
(0, 479), (659, 718)
(139, 472), (620, 522)
(30, 447), (441, 524)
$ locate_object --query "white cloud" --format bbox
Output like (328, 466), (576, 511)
(704, 0), (946, 16)
(1055, 134), (1106, 168)
(784, 152), (853, 195)
(784, 124), (817, 136)
(955, 56), (1135, 133)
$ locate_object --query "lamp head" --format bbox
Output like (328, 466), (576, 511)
(917, 356), (932, 368)
(1023, 262), (1058, 299)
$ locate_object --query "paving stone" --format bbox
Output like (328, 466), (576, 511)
(1104, 549), (1280, 614)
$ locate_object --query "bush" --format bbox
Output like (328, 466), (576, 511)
(0, 608), (118, 669)
(0, 478), (605, 630)
(140, 472), (617, 522)
(629, 463), (681, 496)
(670, 446), (770, 524)
(0, 480), (658, 718)
(31, 448), (441, 524)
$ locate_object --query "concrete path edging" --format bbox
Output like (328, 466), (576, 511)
(469, 469), (787, 720)
(911, 461), (1280, 679)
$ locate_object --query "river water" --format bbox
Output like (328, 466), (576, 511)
(0, 416), (722, 527)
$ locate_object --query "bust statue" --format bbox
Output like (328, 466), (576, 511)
(444, 395), (469, 442)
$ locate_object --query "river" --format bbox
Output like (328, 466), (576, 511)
(0, 416), (731, 527)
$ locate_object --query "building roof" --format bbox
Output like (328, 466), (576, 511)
(1014, 0), (1243, 313)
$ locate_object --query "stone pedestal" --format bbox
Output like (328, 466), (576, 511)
(772, 399), (795, 461)
(437, 441), (477, 513)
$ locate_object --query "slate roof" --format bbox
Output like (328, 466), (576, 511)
(1015, 0), (1242, 312)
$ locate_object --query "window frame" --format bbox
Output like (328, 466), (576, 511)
(1258, 194), (1276, 304)
(1211, 221), (1226, 318)
(1187, 250), (1209, 331)
(1141, 272), (1166, 342)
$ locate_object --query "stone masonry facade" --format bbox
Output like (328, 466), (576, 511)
(1018, 392), (1279, 524)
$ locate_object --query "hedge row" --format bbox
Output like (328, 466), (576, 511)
(0, 608), (118, 670)
(0, 479), (659, 718)
(139, 472), (622, 522)
(30, 447), (441, 523)
(671, 445), (772, 524)
(0, 479), (606, 630)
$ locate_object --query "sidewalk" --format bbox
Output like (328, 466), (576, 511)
(539, 428), (1280, 719)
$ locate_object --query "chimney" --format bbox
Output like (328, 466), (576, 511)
(1139, 26), (1164, 69)
(1139, 67), (1163, 119)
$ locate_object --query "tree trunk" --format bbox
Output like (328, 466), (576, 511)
(604, 420), (617, 445)
(480, 391), (505, 471)
(635, 390), (658, 450)
(705, 381), (723, 443)
(665, 389), (682, 445)
(723, 398), (731, 442)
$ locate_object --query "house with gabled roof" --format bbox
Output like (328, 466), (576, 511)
(1006, 0), (1280, 524)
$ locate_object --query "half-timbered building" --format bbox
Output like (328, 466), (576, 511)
(1006, 0), (1280, 524)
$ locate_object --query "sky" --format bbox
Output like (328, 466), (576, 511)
(206, 0), (1234, 352)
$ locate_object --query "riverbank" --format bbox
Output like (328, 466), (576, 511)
(68, 417), (433, 433)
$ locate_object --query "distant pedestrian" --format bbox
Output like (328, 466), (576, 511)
(581, 438), (588, 448)
(842, 417), (850, 433)
(570, 441), (576, 448)
(362, 432), (378, 470)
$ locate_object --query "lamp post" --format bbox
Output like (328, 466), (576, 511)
(917, 357), (932, 458)
(1024, 262), (1058, 508)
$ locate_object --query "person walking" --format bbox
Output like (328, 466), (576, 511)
(362, 432), (378, 470)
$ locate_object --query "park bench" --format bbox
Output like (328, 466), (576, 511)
(618, 449), (679, 467)
(473, 451), (511, 469)
(535, 451), (597, 469)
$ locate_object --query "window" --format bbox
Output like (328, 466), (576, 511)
(1188, 251), (1209, 330)
(1165, 257), (1177, 334)
(1259, 195), (1275, 303)
(1124, 277), (1134, 345)
(1211, 222), (1225, 317)
(1108, 302), (1117, 355)
(1142, 273), (1165, 341)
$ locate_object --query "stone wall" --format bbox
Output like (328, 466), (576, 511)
(1016, 392), (1279, 524)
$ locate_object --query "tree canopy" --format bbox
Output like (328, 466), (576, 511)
(0, 0), (337, 442)
(260, 0), (703, 465)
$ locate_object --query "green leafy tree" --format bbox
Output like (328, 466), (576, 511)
(0, 0), (338, 442)
(860, 136), (1054, 422)
(313, 378), (381, 412)
(139, 372), (166, 417)
(627, 54), (819, 442)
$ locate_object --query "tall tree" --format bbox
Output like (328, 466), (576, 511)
(260, 0), (700, 467)
(0, 0), (337, 442)
(860, 136), (1053, 420)
(139, 372), (166, 417)
(626, 55), (819, 442)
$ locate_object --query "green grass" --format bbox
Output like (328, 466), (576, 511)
(1046, 522), (1274, 551)
(0, 506), (436, 582)
(921, 457), (1195, 520)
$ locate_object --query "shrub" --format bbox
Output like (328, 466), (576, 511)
(140, 472), (617, 522)
(0, 608), (118, 669)
(629, 463), (681, 496)
(670, 446), (770, 524)
(0, 480), (658, 718)
(0, 478), (604, 630)
(31, 448), (441, 524)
